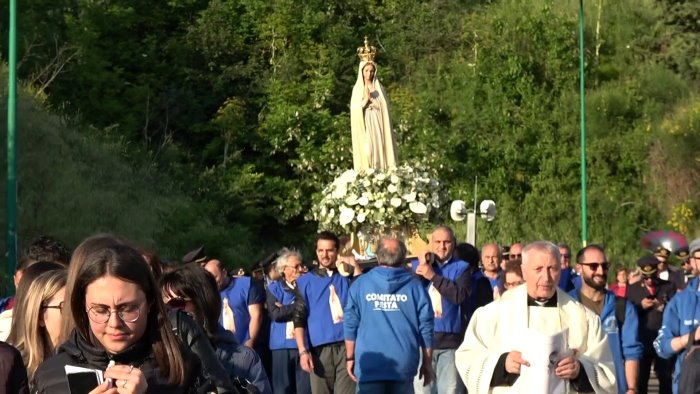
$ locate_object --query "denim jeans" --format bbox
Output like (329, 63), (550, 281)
(413, 348), (466, 394)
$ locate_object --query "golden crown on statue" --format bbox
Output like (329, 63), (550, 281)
(356, 36), (377, 62)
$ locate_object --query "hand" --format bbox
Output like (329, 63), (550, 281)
(244, 338), (255, 348)
(505, 351), (530, 374)
(275, 302), (283, 307)
(419, 360), (434, 387)
(641, 298), (657, 309)
(415, 260), (436, 281)
(555, 350), (581, 380)
(103, 365), (148, 394)
(338, 256), (362, 276)
(88, 381), (118, 394)
(346, 359), (357, 382)
(299, 352), (314, 373)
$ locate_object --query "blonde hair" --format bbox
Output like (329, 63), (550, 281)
(8, 269), (67, 380)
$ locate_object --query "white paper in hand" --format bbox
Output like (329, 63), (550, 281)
(515, 328), (570, 394)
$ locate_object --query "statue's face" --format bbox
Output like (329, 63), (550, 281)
(363, 64), (375, 81)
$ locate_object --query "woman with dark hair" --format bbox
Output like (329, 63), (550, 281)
(57, 234), (235, 393)
(161, 264), (272, 394)
(33, 242), (213, 393)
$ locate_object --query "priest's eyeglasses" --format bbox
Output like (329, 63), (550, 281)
(87, 305), (141, 324)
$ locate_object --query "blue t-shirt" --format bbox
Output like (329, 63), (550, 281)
(296, 270), (349, 347)
(219, 276), (265, 344)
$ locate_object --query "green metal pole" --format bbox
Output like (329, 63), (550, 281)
(6, 0), (18, 295)
(578, 0), (588, 247)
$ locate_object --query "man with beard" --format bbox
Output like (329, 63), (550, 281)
(568, 245), (643, 394)
(292, 231), (362, 394)
(627, 256), (677, 394)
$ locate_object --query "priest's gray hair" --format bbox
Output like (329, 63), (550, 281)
(376, 237), (407, 267)
(275, 248), (303, 276)
(522, 241), (561, 266)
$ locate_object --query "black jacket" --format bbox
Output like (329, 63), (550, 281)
(0, 341), (28, 394)
(169, 309), (237, 393)
(626, 278), (677, 347)
(33, 330), (213, 393)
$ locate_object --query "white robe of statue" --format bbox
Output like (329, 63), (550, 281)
(350, 61), (397, 172)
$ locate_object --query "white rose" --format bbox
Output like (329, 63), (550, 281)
(390, 175), (400, 184)
(339, 207), (355, 226)
(358, 196), (369, 206)
(328, 208), (335, 218)
(357, 212), (366, 223)
(390, 197), (402, 207)
(362, 179), (371, 187)
(402, 192), (417, 202)
(331, 185), (347, 199)
(374, 199), (384, 209)
(376, 173), (386, 181)
(345, 194), (358, 206)
(409, 201), (427, 214)
(388, 184), (398, 193)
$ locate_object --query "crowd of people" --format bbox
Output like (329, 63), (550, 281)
(0, 230), (697, 394)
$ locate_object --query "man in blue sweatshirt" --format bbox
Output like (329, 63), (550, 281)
(344, 237), (434, 393)
(412, 225), (470, 394)
(292, 231), (362, 394)
(568, 244), (643, 394)
(654, 238), (700, 394)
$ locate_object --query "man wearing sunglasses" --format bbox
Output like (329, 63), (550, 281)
(627, 255), (677, 394)
(655, 238), (700, 394)
(568, 245), (643, 394)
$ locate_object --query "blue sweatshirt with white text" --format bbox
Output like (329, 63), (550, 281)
(344, 266), (434, 382)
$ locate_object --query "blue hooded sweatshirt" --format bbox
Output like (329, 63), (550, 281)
(344, 266), (434, 383)
(654, 277), (700, 394)
(569, 289), (643, 393)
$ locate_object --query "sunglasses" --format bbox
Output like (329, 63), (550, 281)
(166, 297), (191, 310)
(579, 262), (610, 271)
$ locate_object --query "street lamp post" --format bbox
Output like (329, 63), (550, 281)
(6, 0), (18, 294)
(578, 0), (588, 247)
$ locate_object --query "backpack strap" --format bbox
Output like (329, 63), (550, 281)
(615, 296), (626, 326)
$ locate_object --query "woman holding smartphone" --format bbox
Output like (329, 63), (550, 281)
(33, 241), (213, 393)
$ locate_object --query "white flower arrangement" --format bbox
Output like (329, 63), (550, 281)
(311, 164), (443, 234)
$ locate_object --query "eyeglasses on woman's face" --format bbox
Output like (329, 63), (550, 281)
(42, 301), (64, 313)
(87, 304), (141, 324)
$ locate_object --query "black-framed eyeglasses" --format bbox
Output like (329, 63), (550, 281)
(87, 305), (141, 324)
(579, 262), (610, 271)
(42, 301), (64, 312)
(509, 254), (521, 259)
(561, 254), (572, 259)
(166, 297), (191, 310)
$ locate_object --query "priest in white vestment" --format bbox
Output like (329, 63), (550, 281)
(455, 241), (616, 394)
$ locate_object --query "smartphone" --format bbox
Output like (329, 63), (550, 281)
(65, 365), (104, 394)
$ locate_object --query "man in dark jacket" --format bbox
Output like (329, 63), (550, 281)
(627, 255), (677, 394)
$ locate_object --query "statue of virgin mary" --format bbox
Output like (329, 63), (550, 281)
(350, 38), (397, 172)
